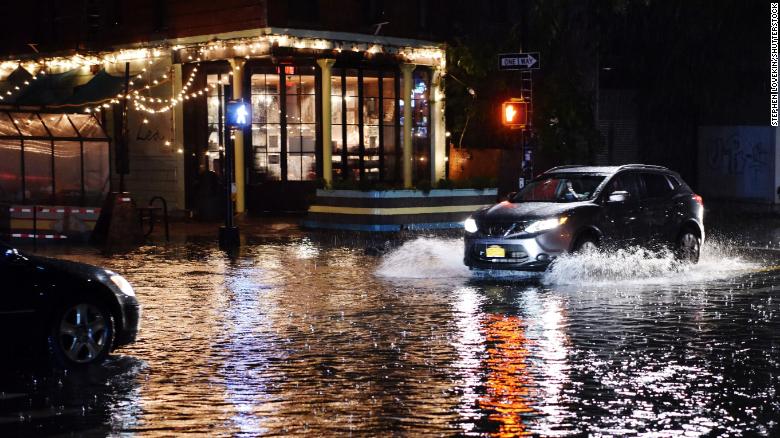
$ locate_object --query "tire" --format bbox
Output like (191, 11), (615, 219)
(573, 235), (599, 253)
(50, 300), (114, 367)
(675, 229), (701, 264)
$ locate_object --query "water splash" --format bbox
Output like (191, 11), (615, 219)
(375, 237), (470, 278)
(376, 236), (757, 285)
(543, 238), (756, 286)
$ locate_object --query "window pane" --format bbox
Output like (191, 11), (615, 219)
(266, 74), (280, 94)
(287, 125), (302, 152)
(286, 75), (300, 95)
(68, 114), (106, 138)
(12, 113), (47, 137)
(42, 114), (78, 137)
(331, 124), (343, 155)
(300, 75), (315, 94)
(24, 139), (52, 202)
(301, 154), (316, 180)
(346, 125), (360, 154)
(364, 125), (379, 153)
(364, 97), (379, 125)
(331, 73), (342, 96)
(382, 99), (396, 123)
(300, 94), (315, 123)
(0, 139), (21, 202)
(382, 76), (395, 98)
(301, 124), (316, 152)
(345, 96), (358, 124)
(286, 95), (300, 123)
(0, 113), (20, 136)
(345, 73), (358, 97)
(83, 141), (109, 203)
(363, 73), (379, 98)
(54, 141), (81, 203)
(331, 98), (342, 124)
(286, 154), (302, 181)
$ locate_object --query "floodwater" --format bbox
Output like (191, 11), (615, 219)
(2, 230), (779, 436)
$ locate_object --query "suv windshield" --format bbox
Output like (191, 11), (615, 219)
(511, 174), (607, 203)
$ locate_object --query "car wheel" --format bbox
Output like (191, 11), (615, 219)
(574, 235), (599, 253)
(50, 300), (114, 367)
(675, 230), (701, 264)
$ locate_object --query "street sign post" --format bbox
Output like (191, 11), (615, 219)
(498, 52), (541, 71)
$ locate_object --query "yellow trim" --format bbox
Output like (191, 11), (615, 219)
(308, 204), (488, 215)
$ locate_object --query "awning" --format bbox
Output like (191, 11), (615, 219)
(64, 69), (125, 106)
(0, 68), (124, 108)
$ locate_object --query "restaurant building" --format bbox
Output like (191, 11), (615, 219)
(0, 1), (447, 216)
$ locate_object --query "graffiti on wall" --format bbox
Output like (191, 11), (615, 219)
(698, 126), (775, 201)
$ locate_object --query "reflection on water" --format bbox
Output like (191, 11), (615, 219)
(3, 234), (779, 436)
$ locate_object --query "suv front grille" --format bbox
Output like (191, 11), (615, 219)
(478, 222), (525, 237)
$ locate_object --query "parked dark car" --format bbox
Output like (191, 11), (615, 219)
(463, 164), (705, 271)
(0, 242), (140, 366)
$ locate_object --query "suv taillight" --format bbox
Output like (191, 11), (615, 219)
(693, 194), (703, 205)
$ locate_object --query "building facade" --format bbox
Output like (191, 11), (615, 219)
(0, 1), (447, 215)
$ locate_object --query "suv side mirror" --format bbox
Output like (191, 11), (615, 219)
(607, 190), (630, 203)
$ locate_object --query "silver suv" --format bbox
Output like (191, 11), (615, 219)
(463, 165), (705, 271)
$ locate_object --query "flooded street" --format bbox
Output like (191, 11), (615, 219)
(2, 228), (779, 436)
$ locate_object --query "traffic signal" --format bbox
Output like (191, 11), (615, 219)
(501, 99), (528, 128)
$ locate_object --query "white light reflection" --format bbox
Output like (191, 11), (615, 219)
(451, 286), (486, 434)
(521, 289), (575, 435)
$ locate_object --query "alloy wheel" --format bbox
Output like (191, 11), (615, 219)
(678, 232), (700, 263)
(57, 303), (111, 364)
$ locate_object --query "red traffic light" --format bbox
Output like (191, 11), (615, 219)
(501, 99), (528, 128)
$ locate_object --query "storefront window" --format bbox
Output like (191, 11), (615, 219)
(83, 141), (109, 203)
(331, 70), (344, 179)
(206, 73), (231, 175)
(0, 139), (21, 201)
(0, 112), (109, 205)
(330, 68), (400, 182)
(363, 71), (380, 180)
(251, 72), (282, 181)
(54, 141), (81, 204)
(382, 74), (398, 181)
(285, 67), (317, 181)
(345, 70), (360, 179)
(24, 139), (53, 203)
(407, 69), (430, 180)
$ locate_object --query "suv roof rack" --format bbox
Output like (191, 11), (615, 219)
(546, 164), (587, 171)
(618, 164), (669, 171)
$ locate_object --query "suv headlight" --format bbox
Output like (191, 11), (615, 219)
(525, 217), (568, 234)
(464, 217), (478, 233)
(105, 270), (136, 297)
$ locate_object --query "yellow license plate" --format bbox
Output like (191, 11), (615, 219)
(486, 245), (506, 258)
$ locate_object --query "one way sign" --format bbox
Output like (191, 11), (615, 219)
(498, 52), (541, 70)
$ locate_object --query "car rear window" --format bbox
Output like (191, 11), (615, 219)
(641, 173), (675, 198)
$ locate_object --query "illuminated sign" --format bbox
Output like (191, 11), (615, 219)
(226, 100), (250, 128)
(501, 98), (528, 128)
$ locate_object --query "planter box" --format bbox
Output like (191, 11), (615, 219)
(302, 188), (498, 232)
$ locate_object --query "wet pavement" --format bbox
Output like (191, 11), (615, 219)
(2, 216), (780, 436)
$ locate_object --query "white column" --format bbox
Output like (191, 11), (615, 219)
(401, 63), (416, 188)
(430, 67), (446, 183)
(317, 58), (336, 186)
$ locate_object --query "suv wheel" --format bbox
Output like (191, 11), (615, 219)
(675, 230), (701, 264)
(574, 235), (598, 253)
(50, 300), (114, 367)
